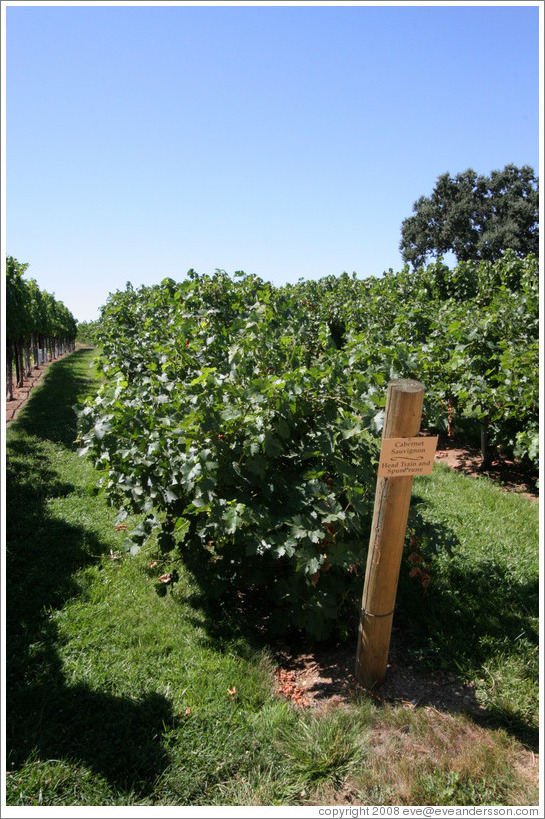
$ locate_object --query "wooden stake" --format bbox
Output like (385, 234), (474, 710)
(355, 378), (426, 688)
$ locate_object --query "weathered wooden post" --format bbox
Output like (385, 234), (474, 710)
(355, 378), (437, 688)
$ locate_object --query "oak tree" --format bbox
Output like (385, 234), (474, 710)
(400, 164), (539, 269)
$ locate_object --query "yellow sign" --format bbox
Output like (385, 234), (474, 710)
(378, 436), (438, 478)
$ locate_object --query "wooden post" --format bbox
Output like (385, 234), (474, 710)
(355, 378), (426, 688)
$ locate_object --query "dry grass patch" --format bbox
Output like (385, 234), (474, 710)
(276, 701), (538, 808)
(349, 705), (539, 806)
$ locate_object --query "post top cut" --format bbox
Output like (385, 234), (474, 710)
(389, 378), (426, 393)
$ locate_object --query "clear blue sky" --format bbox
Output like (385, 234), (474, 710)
(3, 1), (541, 323)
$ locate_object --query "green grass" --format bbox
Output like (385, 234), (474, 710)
(5, 349), (539, 806)
(399, 466), (539, 745)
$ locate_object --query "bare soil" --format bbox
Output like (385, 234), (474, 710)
(434, 433), (538, 502)
(6, 366), (49, 426)
(5, 352), (72, 427)
(272, 633), (485, 716)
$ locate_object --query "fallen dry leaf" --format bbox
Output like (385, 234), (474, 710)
(275, 668), (311, 707)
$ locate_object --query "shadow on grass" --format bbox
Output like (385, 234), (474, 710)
(11, 347), (98, 447)
(6, 350), (174, 796)
(392, 498), (539, 750)
(401, 495), (539, 662)
(174, 542), (310, 658)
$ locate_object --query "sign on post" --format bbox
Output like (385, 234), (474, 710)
(378, 436), (438, 478)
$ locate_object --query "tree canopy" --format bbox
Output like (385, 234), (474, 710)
(400, 164), (539, 269)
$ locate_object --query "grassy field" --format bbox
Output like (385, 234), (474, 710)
(4, 348), (540, 807)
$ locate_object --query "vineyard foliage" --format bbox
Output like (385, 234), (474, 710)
(77, 253), (539, 639)
(76, 319), (102, 346)
(6, 256), (78, 399)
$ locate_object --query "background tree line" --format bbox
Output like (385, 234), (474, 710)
(5, 255), (78, 401)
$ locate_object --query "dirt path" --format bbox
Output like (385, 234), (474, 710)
(5, 352), (72, 426)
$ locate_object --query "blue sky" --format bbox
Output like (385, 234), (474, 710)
(3, 1), (541, 323)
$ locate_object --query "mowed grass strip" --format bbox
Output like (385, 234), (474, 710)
(5, 349), (539, 806)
